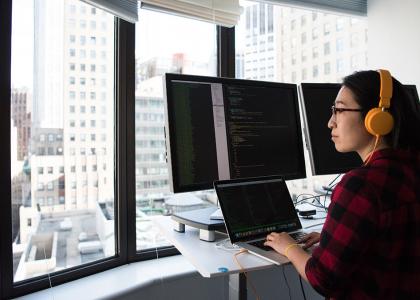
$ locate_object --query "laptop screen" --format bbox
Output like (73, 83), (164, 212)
(214, 176), (302, 243)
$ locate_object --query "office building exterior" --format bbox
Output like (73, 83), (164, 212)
(11, 89), (31, 161)
(33, 0), (115, 210)
(239, 3), (368, 83)
(135, 54), (213, 199)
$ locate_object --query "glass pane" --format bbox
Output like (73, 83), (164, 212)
(236, 1), (368, 84)
(11, 0), (115, 282)
(235, 1), (368, 191)
(135, 9), (217, 251)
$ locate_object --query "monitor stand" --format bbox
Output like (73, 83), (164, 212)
(209, 208), (223, 220)
(171, 207), (225, 242)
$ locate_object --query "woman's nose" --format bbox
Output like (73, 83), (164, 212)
(327, 114), (336, 129)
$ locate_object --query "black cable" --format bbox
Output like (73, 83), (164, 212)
(299, 275), (307, 300)
(322, 174), (342, 211)
(282, 265), (292, 300)
(295, 193), (329, 211)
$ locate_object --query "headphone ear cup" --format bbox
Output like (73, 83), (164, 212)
(365, 108), (394, 136)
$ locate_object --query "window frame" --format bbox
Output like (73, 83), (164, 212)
(0, 0), (234, 297)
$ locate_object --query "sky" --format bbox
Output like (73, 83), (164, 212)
(10, 0), (250, 88)
(11, 0), (34, 89)
(135, 8), (218, 63)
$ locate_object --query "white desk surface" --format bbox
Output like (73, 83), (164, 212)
(153, 214), (325, 278)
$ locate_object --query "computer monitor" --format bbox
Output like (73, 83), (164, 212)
(299, 83), (362, 176)
(404, 85), (419, 102)
(164, 73), (306, 193)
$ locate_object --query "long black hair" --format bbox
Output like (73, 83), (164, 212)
(342, 70), (420, 150)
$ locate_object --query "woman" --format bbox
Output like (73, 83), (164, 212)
(264, 70), (420, 299)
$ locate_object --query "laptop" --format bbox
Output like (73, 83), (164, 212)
(213, 175), (306, 264)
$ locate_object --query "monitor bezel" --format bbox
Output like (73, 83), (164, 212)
(404, 84), (419, 102)
(299, 82), (362, 176)
(164, 73), (307, 193)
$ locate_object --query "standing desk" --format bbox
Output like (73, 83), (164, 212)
(153, 212), (326, 300)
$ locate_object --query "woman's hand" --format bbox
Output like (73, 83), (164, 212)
(264, 232), (296, 255)
(298, 232), (320, 249)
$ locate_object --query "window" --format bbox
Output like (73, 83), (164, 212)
(313, 65), (319, 77)
(324, 23), (330, 35)
(336, 38), (344, 52)
(301, 15), (307, 26)
(312, 27), (319, 40)
(37, 183), (44, 191)
(312, 46), (319, 59)
(324, 62), (331, 74)
(302, 68), (307, 80)
(8, 1), (116, 287)
(324, 42), (330, 55)
(337, 58), (345, 73)
(336, 18), (345, 31)
(301, 32), (306, 44)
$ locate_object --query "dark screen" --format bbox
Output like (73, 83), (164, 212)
(170, 81), (219, 189)
(224, 84), (303, 179)
(300, 83), (362, 175)
(215, 178), (301, 243)
(404, 85), (419, 102)
(165, 74), (306, 192)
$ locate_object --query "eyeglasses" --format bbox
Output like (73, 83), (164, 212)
(331, 105), (363, 116)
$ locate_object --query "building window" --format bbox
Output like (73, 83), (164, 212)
(324, 42), (330, 55)
(324, 62), (331, 75)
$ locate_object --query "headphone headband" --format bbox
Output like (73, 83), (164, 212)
(378, 69), (393, 109)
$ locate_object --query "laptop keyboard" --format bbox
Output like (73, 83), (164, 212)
(249, 240), (272, 251)
(249, 232), (306, 251)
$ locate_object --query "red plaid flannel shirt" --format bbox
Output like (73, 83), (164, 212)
(305, 148), (420, 299)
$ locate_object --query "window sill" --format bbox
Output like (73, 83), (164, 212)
(15, 256), (199, 300)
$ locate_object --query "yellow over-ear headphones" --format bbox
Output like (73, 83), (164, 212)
(364, 69), (394, 136)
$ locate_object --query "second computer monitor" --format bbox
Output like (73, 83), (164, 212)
(299, 83), (362, 176)
(164, 73), (306, 193)
(299, 83), (419, 176)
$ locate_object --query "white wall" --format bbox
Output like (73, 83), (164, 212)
(368, 0), (420, 89)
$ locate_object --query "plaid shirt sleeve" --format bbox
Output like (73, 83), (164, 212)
(305, 170), (379, 298)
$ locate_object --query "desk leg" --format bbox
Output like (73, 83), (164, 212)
(229, 273), (247, 300)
